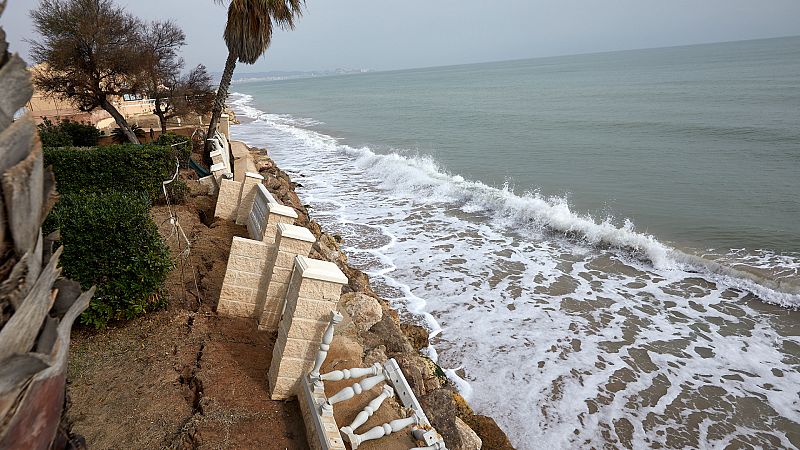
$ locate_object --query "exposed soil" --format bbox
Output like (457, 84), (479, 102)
(65, 170), (309, 449)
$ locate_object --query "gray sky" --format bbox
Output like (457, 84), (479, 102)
(3, 0), (800, 73)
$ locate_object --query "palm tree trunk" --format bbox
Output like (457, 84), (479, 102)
(205, 51), (237, 164)
(100, 97), (140, 144)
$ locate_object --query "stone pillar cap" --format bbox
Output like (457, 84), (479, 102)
(277, 223), (315, 242)
(210, 162), (226, 172)
(294, 256), (348, 284)
(245, 171), (265, 180)
(267, 202), (298, 219)
(209, 149), (223, 157)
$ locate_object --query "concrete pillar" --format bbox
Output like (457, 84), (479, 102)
(236, 172), (264, 225)
(219, 113), (230, 139)
(216, 237), (271, 318)
(263, 202), (298, 244)
(211, 162), (227, 181)
(268, 256), (348, 400)
(210, 149), (225, 167)
(257, 224), (316, 331)
(214, 178), (242, 221)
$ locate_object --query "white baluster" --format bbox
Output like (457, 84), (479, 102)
(309, 311), (342, 393)
(340, 384), (394, 440)
(326, 372), (386, 406)
(346, 415), (419, 449)
(321, 362), (382, 382)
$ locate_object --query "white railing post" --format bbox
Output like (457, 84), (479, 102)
(310, 311), (342, 394)
(324, 372), (386, 409)
(345, 415), (419, 449)
(340, 384), (394, 441)
(320, 362), (382, 382)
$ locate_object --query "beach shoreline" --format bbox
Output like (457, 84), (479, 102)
(242, 140), (515, 449)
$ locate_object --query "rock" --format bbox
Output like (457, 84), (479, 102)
(362, 345), (387, 365)
(400, 322), (429, 351)
(395, 355), (443, 398)
(455, 417), (482, 450)
(420, 389), (461, 448)
(363, 313), (414, 355)
(342, 293), (383, 332)
(462, 415), (514, 450)
(314, 233), (342, 264)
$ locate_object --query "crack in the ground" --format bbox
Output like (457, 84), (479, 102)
(171, 339), (206, 449)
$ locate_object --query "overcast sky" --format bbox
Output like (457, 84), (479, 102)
(3, 0), (800, 73)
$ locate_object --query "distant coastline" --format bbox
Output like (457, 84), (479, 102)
(225, 68), (374, 84)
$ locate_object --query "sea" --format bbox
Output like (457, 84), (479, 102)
(229, 36), (800, 449)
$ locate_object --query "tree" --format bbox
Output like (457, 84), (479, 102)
(30, 0), (146, 144)
(205, 0), (304, 161)
(140, 22), (215, 135)
(150, 65), (215, 135)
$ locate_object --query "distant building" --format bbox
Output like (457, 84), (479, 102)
(23, 64), (156, 132)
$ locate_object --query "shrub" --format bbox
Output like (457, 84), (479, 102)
(44, 144), (186, 203)
(59, 120), (101, 146)
(37, 117), (101, 147)
(156, 132), (192, 166)
(43, 191), (172, 328)
(37, 117), (73, 147)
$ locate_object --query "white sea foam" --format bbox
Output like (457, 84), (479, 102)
(228, 92), (800, 449)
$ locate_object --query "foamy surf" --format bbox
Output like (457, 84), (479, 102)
(232, 93), (799, 308)
(229, 92), (800, 449)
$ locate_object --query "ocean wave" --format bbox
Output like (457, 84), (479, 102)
(228, 92), (800, 308)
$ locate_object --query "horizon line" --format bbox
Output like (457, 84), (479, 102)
(232, 33), (800, 79)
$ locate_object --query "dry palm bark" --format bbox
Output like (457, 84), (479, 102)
(0, 4), (94, 448)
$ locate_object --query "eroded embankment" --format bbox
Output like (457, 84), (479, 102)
(250, 145), (514, 449)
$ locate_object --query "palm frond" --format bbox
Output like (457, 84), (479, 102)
(219, 0), (305, 64)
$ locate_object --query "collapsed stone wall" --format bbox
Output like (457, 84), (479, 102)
(249, 147), (514, 450)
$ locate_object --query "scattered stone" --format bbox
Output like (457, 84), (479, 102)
(463, 415), (515, 450)
(363, 313), (414, 355)
(342, 292), (383, 332)
(363, 345), (388, 365)
(420, 389), (462, 449)
(400, 322), (429, 351)
(455, 417), (483, 450)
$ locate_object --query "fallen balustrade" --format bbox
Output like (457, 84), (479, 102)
(302, 312), (448, 450)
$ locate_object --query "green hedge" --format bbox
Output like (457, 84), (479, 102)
(38, 118), (101, 147)
(156, 132), (192, 167)
(44, 192), (172, 328)
(44, 144), (186, 203)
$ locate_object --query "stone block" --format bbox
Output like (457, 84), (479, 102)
(289, 297), (338, 323)
(272, 266), (294, 285)
(274, 249), (299, 270)
(258, 310), (282, 331)
(269, 374), (302, 400)
(228, 255), (266, 274)
(298, 279), (343, 301)
(214, 179), (242, 220)
(216, 299), (256, 317)
(281, 336), (322, 362)
(230, 236), (268, 257)
(236, 173), (264, 225)
(232, 271), (263, 288)
(219, 286), (256, 305)
(281, 317), (329, 341)
(279, 238), (314, 256)
(265, 281), (289, 299)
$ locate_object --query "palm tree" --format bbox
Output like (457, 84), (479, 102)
(205, 0), (304, 162)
